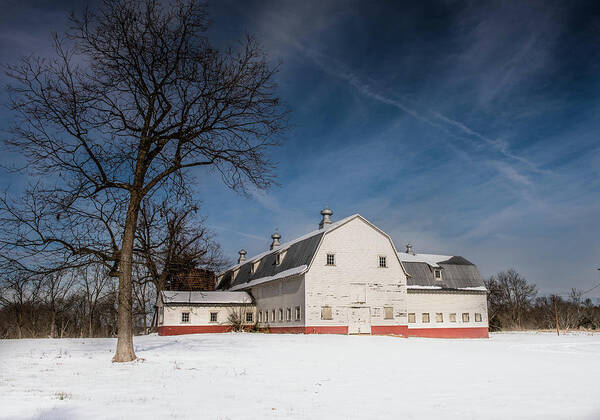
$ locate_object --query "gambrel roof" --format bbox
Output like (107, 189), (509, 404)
(398, 253), (486, 291)
(217, 215), (359, 291)
(218, 213), (406, 291)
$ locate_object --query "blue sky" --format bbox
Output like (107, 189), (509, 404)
(1, 0), (599, 297)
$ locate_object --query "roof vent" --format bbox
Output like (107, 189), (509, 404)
(319, 205), (333, 229)
(406, 243), (414, 254)
(238, 249), (247, 264)
(270, 231), (281, 250)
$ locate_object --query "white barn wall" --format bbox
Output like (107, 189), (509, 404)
(305, 217), (408, 334)
(251, 275), (305, 330)
(407, 290), (489, 337)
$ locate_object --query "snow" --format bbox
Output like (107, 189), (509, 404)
(1, 332), (600, 419)
(398, 252), (453, 267)
(229, 265), (308, 291)
(161, 290), (253, 304)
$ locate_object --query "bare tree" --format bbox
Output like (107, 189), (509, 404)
(487, 269), (537, 329)
(3, 0), (288, 361)
(41, 271), (76, 338)
(0, 269), (42, 338)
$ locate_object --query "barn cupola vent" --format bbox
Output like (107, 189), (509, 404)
(406, 243), (414, 254)
(237, 249), (247, 264)
(319, 205), (334, 229)
(270, 231), (281, 250)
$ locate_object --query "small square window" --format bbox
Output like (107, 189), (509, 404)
(286, 308), (291, 321)
(181, 312), (190, 323)
(408, 313), (416, 323)
(462, 313), (470, 322)
(379, 256), (387, 268)
(326, 254), (335, 266)
(449, 313), (457, 322)
(475, 313), (482, 322)
(434, 269), (441, 279)
(321, 306), (333, 320)
(436, 313), (443, 323)
(295, 306), (301, 320)
(278, 308), (283, 322)
(422, 313), (430, 323)
(384, 307), (394, 319)
(246, 312), (253, 323)
(210, 312), (218, 322)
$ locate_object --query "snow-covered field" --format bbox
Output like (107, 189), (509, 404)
(1, 332), (599, 419)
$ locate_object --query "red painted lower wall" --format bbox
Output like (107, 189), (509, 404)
(303, 326), (348, 334)
(408, 327), (489, 338)
(159, 324), (488, 338)
(371, 325), (408, 336)
(158, 325), (232, 335)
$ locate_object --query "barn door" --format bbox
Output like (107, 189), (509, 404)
(348, 307), (371, 334)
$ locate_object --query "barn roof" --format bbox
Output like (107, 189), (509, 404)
(161, 290), (253, 305)
(217, 214), (359, 290)
(398, 252), (486, 291)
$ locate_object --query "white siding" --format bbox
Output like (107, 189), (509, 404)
(407, 291), (488, 329)
(160, 304), (255, 327)
(251, 275), (305, 328)
(305, 216), (408, 327)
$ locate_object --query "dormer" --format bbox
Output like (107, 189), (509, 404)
(275, 249), (288, 266)
(433, 268), (442, 281)
(251, 259), (261, 275)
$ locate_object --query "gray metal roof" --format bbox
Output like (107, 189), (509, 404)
(217, 232), (323, 290)
(161, 291), (253, 304)
(401, 256), (486, 290)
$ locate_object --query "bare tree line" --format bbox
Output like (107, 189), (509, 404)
(0, 198), (227, 339)
(485, 269), (600, 331)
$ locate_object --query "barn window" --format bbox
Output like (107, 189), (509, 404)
(436, 313), (443, 323)
(434, 269), (441, 280)
(321, 306), (333, 320)
(210, 312), (218, 322)
(326, 254), (335, 266)
(278, 308), (283, 322)
(181, 312), (190, 323)
(475, 313), (482, 322)
(462, 313), (470, 322)
(271, 309), (275, 322)
(379, 256), (387, 268)
(275, 253), (281, 266)
(295, 306), (301, 320)
(246, 312), (253, 323)
(258, 311), (263, 323)
(422, 313), (430, 323)
(449, 313), (457, 322)
(408, 313), (416, 323)
(286, 308), (292, 321)
(384, 307), (394, 319)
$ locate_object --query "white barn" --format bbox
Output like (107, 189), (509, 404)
(158, 207), (489, 338)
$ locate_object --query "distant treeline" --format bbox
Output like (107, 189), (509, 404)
(0, 265), (150, 339)
(485, 269), (600, 331)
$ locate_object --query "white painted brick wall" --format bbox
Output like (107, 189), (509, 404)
(251, 276), (305, 327)
(305, 216), (408, 327)
(407, 290), (488, 329)
(160, 304), (255, 327)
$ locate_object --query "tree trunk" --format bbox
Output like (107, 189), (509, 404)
(113, 193), (141, 362)
(49, 311), (56, 338)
